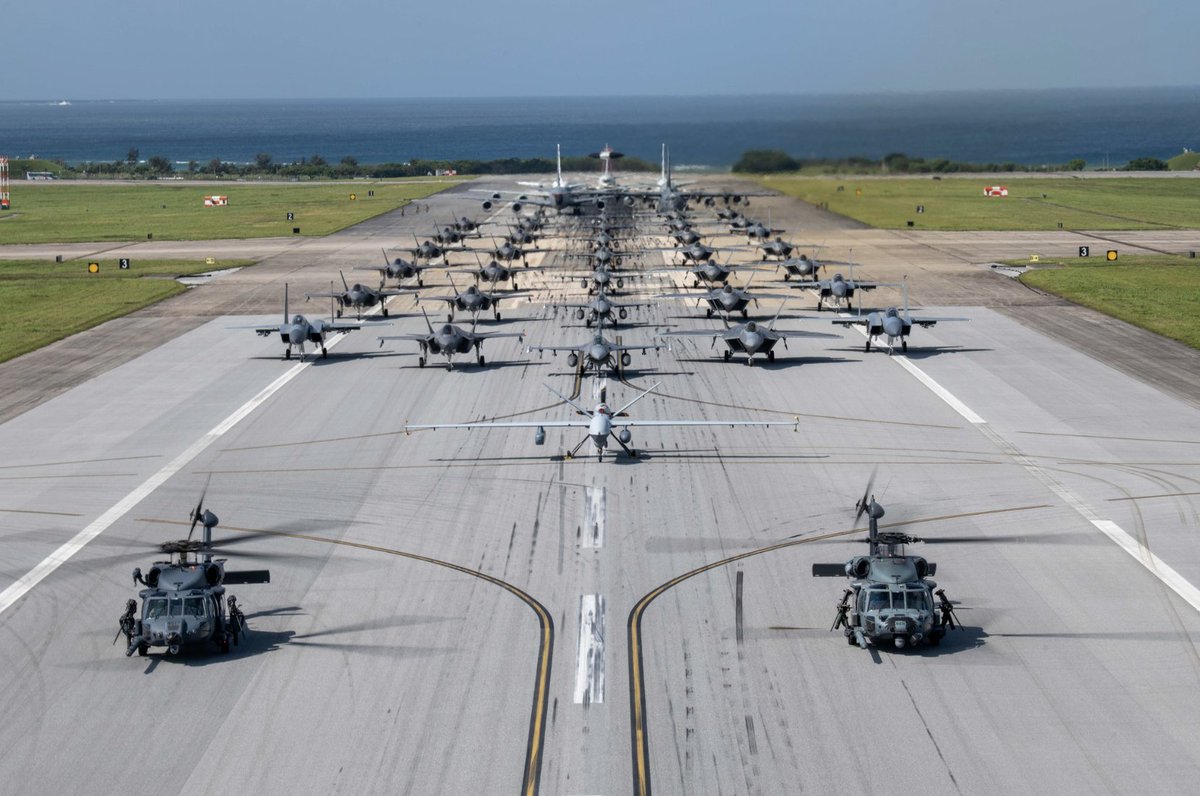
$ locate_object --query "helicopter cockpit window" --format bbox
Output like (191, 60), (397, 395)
(145, 598), (167, 619)
(184, 597), (205, 617)
(907, 590), (929, 612)
(169, 598), (183, 617)
(867, 590), (890, 612)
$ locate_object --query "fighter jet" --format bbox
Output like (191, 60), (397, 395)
(404, 382), (797, 462)
(526, 319), (666, 375)
(756, 237), (798, 261)
(377, 309), (524, 370)
(832, 281), (968, 353)
(445, 254), (530, 290)
(305, 271), (413, 318)
(408, 237), (449, 265)
(355, 249), (438, 287)
(247, 284), (365, 360)
(565, 263), (641, 294)
(417, 274), (530, 322)
(554, 287), (654, 328)
(795, 264), (897, 313)
(657, 275), (792, 319)
(658, 302), (837, 365)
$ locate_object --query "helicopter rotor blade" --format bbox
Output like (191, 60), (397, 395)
(187, 474), (212, 542)
(854, 467), (877, 524)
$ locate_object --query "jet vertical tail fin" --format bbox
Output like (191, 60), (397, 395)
(556, 143), (564, 187)
(339, 270), (350, 291)
(283, 283), (289, 323)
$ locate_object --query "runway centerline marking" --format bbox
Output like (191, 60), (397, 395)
(575, 594), (606, 705)
(0, 326), (357, 617)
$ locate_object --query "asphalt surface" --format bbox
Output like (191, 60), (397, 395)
(2, 176), (1200, 795)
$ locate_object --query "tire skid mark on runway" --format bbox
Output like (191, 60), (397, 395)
(0, 454), (161, 470)
(899, 678), (961, 794)
(142, 519), (555, 796)
(0, 328), (350, 616)
(840, 317), (1200, 614)
(627, 502), (1051, 796)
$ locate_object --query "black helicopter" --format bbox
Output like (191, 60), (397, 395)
(812, 481), (960, 650)
(116, 489), (269, 657)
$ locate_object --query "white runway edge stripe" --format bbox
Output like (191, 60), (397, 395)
(838, 315), (1200, 613)
(0, 327), (355, 617)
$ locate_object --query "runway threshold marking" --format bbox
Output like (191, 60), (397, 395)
(627, 503), (1051, 796)
(0, 322), (364, 617)
(143, 519), (555, 796)
(840, 318), (1200, 613)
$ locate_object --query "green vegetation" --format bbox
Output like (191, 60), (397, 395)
(758, 176), (1200, 230)
(0, 180), (453, 244)
(1120, 157), (1168, 171)
(733, 150), (800, 173)
(1167, 151), (1200, 171)
(34, 154), (657, 180)
(0, 258), (254, 363)
(1019, 255), (1200, 349)
(733, 150), (1082, 175)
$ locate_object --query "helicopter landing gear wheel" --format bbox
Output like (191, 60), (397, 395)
(137, 642), (148, 656)
(845, 630), (856, 646)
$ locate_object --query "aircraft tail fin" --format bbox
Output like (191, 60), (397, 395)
(339, 270), (349, 291)
(556, 143), (563, 187)
(420, 306), (435, 335)
(768, 300), (787, 332)
(283, 283), (289, 323)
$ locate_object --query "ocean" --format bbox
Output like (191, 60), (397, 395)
(2, 88), (1200, 169)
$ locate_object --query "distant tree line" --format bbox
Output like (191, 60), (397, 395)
(732, 149), (1126, 174)
(38, 152), (658, 180)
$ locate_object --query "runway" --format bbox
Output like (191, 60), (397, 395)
(2, 178), (1200, 794)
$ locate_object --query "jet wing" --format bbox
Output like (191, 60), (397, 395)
(831, 318), (869, 327)
(416, 294), (459, 305)
(772, 329), (840, 339)
(907, 316), (970, 327)
(526, 343), (584, 354)
(657, 329), (721, 339)
(474, 331), (526, 340)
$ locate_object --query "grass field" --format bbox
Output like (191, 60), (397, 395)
(0, 258), (254, 363)
(1019, 255), (1200, 349)
(0, 179), (460, 244)
(758, 176), (1200, 231)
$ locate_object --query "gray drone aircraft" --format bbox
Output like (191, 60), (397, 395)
(404, 381), (797, 461)
(832, 281), (968, 353)
(554, 287), (654, 327)
(527, 319), (666, 374)
(658, 303), (837, 365)
(117, 489), (267, 657)
(355, 249), (438, 287)
(305, 271), (412, 318)
(247, 284), (363, 359)
(418, 274), (531, 322)
(812, 479), (961, 650)
(377, 309), (524, 369)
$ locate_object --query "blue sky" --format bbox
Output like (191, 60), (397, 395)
(3, 0), (1197, 99)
